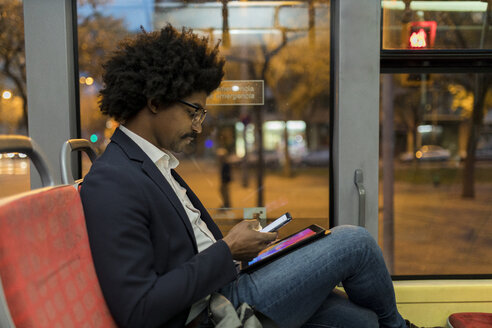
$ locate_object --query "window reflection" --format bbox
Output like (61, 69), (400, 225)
(380, 73), (492, 275)
(0, 0), (30, 198)
(382, 0), (491, 50)
(77, 1), (131, 157)
(78, 0), (331, 237)
(0, 0), (27, 135)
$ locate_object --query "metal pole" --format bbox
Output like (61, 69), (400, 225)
(255, 108), (264, 206)
(382, 74), (395, 273)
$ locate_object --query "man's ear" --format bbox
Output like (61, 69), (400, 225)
(147, 99), (158, 114)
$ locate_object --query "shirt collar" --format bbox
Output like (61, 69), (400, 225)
(119, 125), (179, 169)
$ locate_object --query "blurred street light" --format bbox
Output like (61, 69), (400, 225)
(2, 90), (12, 100)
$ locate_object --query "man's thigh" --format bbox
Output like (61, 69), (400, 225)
(220, 225), (368, 328)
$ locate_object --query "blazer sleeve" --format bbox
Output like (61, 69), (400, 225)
(81, 162), (238, 328)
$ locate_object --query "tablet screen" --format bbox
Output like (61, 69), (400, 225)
(248, 227), (317, 266)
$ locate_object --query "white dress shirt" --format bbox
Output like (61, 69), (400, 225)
(119, 125), (214, 324)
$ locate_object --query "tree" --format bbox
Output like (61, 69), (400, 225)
(220, 30), (291, 205)
(0, 0), (127, 134)
(77, 3), (128, 148)
(392, 83), (423, 157)
(77, 8), (128, 85)
(462, 74), (491, 198)
(0, 95), (24, 134)
(0, 0), (27, 131)
(438, 6), (491, 198)
(266, 33), (330, 176)
(393, 4), (492, 198)
(221, 3), (330, 181)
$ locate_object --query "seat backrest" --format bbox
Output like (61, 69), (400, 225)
(60, 139), (98, 185)
(0, 134), (54, 327)
(0, 185), (117, 327)
(0, 135), (54, 187)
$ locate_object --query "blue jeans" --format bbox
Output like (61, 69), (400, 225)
(219, 225), (406, 328)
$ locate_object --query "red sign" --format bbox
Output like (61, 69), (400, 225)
(408, 21), (437, 49)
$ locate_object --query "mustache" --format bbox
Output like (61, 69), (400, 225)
(182, 132), (197, 140)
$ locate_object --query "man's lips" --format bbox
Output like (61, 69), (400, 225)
(181, 132), (197, 139)
(182, 132), (197, 142)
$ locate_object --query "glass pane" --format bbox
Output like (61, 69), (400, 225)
(380, 73), (492, 275)
(77, 0), (331, 237)
(382, 0), (492, 50)
(0, 0), (30, 198)
(77, 0), (134, 176)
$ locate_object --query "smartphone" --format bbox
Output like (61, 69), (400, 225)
(260, 212), (292, 233)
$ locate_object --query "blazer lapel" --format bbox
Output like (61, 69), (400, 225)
(111, 128), (198, 252)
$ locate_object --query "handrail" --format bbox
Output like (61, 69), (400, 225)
(354, 169), (366, 227)
(60, 139), (97, 185)
(0, 135), (55, 187)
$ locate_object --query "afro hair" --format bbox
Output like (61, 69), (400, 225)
(99, 24), (225, 122)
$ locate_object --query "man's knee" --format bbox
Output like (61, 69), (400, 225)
(333, 225), (380, 252)
(334, 225), (373, 240)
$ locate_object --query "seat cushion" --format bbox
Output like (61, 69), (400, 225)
(448, 312), (492, 328)
(0, 185), (116, 327)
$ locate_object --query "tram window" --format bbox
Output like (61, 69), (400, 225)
(77, 0), (132, 176)
(379, 73), (492, 275)
(0, 0), (30, 198)
(77, 0), (331, 237)
(382, 0), (492, 50)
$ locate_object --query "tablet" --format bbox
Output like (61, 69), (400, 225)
(241, 224), (330, 273)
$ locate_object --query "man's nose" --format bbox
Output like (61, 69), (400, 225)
(192, 121), (202, 134)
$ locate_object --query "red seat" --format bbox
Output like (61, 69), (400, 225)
(0, 185), (116, 327)
(448, 312), (492, 328)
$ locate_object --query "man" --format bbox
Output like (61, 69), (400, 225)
(81, 25), (409, 328)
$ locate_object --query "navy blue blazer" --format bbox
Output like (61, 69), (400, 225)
(81, 128), (238, 328)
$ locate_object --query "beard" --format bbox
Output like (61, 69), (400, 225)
(182, 139), (197, 154)
(181, 131), (198, 141)
(173, 131), (198, 154)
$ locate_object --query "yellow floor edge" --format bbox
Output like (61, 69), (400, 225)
(394, 280), (492, 327)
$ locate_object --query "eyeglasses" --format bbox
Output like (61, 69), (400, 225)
(177, 99), (208, 125)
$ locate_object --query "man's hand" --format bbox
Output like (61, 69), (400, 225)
(222, 220), (277, 261)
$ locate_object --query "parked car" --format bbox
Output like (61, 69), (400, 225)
(300, 149), (330, 167)
(475, 148), (492, 161)
(416, 145), (451, 161)
(460, 148), (492, 161)
(399, 145), (451, 162)
(249, 151), (280, 167)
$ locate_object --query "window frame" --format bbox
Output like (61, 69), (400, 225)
(381, 50), (492, 74)
(380, 7), (492, 279)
